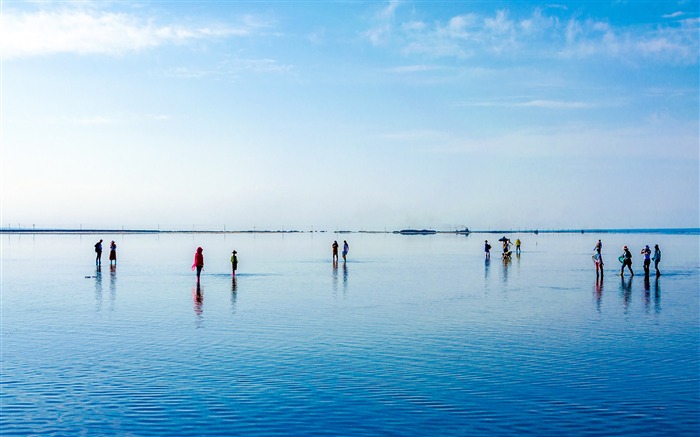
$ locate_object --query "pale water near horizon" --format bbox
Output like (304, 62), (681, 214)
(2, 232), (699, 435)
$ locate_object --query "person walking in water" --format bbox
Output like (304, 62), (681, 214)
(94, 239), (103, 266)
(342, 240), (349, 262)
(515, 238), (521, 254)
(593, 250), (604, 277)
(484, 240), (491, 259)
(192, 247), (204, 285)
(593, 239), (603, 277)
(109, 240), (117, 266)
(641, 245), (652, 276)
(652, 244), (662, 276)
(332, 241), (339, 263)
(620, 246), (633, 277)
(230, 250), (238, 277)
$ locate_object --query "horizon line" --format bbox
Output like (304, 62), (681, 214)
(1, 227), (698, 235)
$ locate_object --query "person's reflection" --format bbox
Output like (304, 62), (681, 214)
(342, 262), (348, 296)
(231, 277), (238, 315)
(332, 261), (338, 296)
(501, 257), (510, 286)
(594, 276), (604, 313)
(620, 276), (632, 314)
(95, 266), (103, 312)
(643, 275), (651, 313)
(109, 265), (117, 312)
(654, 276), (662, 315)
(484, 257), (490, 282)
(192, 286), (204, 328)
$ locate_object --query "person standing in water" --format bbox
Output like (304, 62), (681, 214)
(515, 238), (521, 254)
(342, 240), (349, 262)
(641, 245), (652, 276)
(192, 247), (204, 284)
(94, 239), (103, 266)
(652, 244), (661, 276)
(484, 240), (491, 259)
(109, 240), (117, 266)
(620, 246), (633, 277)
(230, 250), (238, 277)
(332, 241), (339, 263)
(593, 250), (604, 277)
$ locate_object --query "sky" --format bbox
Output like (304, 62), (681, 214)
(1, 0), (698, 231)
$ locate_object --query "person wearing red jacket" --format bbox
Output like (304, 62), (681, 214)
(192, 247), (204, 284)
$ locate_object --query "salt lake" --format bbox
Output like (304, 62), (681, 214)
(2, 231), (698, 435)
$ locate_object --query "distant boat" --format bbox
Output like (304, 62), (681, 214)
(396, 229), (437, 235)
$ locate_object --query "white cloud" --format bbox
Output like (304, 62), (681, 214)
(378, 0), (401, 20)
(0, 8), (250, 58)
(484, 10), (514, 34)
(385, 64), (439, 74)
(166, 58), (293, 80)
(366, 6), (699, 65)
(663, 11), (684, 19)
(455, 99), (596, 109)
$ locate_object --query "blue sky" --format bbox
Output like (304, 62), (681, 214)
(1, 0), (698, 230)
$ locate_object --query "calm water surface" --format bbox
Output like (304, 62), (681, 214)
(2, 232), (699, 435)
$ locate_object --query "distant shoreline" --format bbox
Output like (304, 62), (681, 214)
(1, 228), (698, 235)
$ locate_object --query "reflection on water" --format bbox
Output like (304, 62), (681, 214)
(484, 258), (490, 284)
(501, 257), (510, 286)
(230, 277), (237, 315)
(192, 286), (204, 328)
(332, 261), (338, 296)
(342, 262), (348, 296)
(109, 265), (117, 312)
(593, 277), (604, 313)
(619, 276), (633, 314)
(643, 275), (651, 313)
(2, 232), (697, 436)
(94, 266), (102, 312)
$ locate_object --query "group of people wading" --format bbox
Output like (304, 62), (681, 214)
(610, 241), (661, 278)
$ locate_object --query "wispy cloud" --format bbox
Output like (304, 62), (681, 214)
(455, 99), (597, 109)
(166, 58), (293, 80)
(0, 7), (257, 58)
(364, 6), (699, 65)
(385, 64), (440, 74)
(663, 11), (684, 19)
(52, 113), (171, 125)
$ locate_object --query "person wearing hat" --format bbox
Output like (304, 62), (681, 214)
(230, 250), (238, 277)
(620, 245), (633, 277)
(641, 245), (652, 276)
(109, 240), (117, 266)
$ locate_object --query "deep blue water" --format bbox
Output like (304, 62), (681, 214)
(2, 232), (699, 435)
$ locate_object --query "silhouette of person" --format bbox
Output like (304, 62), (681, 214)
(332, 241), (339, 263)
(620, 246), (633, 277)
(593, 250), (604, 277)
(484, 240), (491, 259)
(94, 239), (103, 266)
(342, 240), (349, 262)
(652, 244), (661, 276)
(109, 240), (117, 266)
(231, 250), (238, 277)
(641, 245), (652, 276)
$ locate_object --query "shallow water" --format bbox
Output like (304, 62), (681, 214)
(2, 232), (699, 435)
